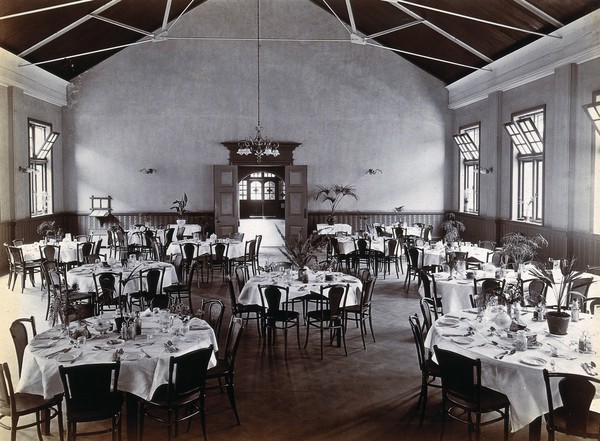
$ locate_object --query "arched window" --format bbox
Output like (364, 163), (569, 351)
(250, 181), (262, 200)
(264, 181), (275, 200)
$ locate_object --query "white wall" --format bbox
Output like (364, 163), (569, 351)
(62, 0), (448, 215)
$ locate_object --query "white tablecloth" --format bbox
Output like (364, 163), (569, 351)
(336, 238), (385, 255)
(66, 261), (177, 295)
(238, 271), (362, 307)
(422, 246), (492, 267)
(21, 241), (80, 263)
(165, 239), (246, 259)
(168, 224), (202, 237)
(425, 309), (600, 432)
(316, 224), (352, 235)
(420, 270), (600, 314)
(17, 316), (218, 401)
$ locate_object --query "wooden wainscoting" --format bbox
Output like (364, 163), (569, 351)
(572, 231), (600, 268)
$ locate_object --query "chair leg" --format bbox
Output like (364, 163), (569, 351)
(359, 316), (366, 349)
(226, 376), (241, 425)
(368, 313), (376, 342)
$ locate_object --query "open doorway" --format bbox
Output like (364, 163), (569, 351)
(238, 166), (285, 247)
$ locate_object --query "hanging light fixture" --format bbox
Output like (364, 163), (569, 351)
(237, 0), (279, 163)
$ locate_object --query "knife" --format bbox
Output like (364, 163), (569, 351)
(46, 347), (71, 358)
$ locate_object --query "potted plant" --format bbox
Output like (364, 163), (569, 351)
(314, 184), (358, 225)
(171, 193), (188, 226)
(277, 227), (324, 281)
(501, 232), (548, 271)
(439, 212), (465, 244)
(529, 256), (585, 335)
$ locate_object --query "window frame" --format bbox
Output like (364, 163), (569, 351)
(508, 106), (545, 223)
(28, 119), (55, 217)
(455, 123), (480, 215)
(592, 91), (600, 233)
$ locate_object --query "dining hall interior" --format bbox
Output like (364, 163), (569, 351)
(1, 1), (600, 440)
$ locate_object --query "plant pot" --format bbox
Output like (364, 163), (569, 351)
(546, 311), (570, 335)
(176, 219), (186, 227)
(327, 216), (336, 225)
(298, 267), (309, 283)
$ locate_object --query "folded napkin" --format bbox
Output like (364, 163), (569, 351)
(143, 308), (153, 317)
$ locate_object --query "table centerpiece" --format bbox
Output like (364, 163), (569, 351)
(314, 184), (358, 225)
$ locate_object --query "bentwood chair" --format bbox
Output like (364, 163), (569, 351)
(4, 243), (14, 289)
(199, 299), (225, 344)
(9, 317), (37, 376)
(434, 345), (510, 441)
(420, 269), (443, 316)
(409, 314), (440, 427)
(227, 276), (264, 337)
(478, 240), (496, 251)
(419, 297), (437, 334)
(129, 267), (165, 311)
(304, 284), (350, 359)
(542, 369), (600, 440)
(93, 271), (126, 314)
(59, 362), (123, 441)
(381, 238), (400, 279)
(208, 242), (230, 283)
(471, 278), (506, 309)
(254, 234), (263, 272)
(8, 246), (40, 293)
(567, 277), (594, 312)
(228, 239), (256, 276)
(404, 245), (423, 291)
(138, 346), (214, 441)
(0, 362), (64, 441)
(206, 317), (244, 425)
(342, 277), (376, 349)
(259, 284), (301, 359)
(164, 261), (197, 311)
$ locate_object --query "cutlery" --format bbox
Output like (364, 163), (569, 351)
(495, 349), (516, 360)
(587, 362), (598, 376)
(442, 332), (473, 337)
(46, 347), (71, 358)
(467, 342), (489, 349)
(70, 352), (83, 364)
(140, 348), (151, 358)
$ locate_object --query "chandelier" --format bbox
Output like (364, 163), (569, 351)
(237, 0), (279, 163)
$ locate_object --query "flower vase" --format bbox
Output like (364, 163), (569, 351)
(298, 267), (309, 283)
(176, 219), (186, 227)
(327, 216), (336, 225)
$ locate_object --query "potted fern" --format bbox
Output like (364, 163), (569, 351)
(314, 184), (358, 225)
(439, 212), (465, 244)
(171, 193), (188, 227)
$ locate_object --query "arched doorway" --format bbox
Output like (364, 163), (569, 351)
(238, 166), (285, 247)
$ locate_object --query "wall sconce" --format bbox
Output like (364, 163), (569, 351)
(478, 166), (493, 174)
(366, 168), (382, 175)
(18, 165), (38, 174)
(139, 168), (158, 174)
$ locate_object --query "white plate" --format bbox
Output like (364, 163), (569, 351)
(56, 351), (80, 362)
(436, 318), (460, 327)
(30, 340), (55, 349)
(120, 352), (146, 361)
(457, 280), (472, 285)
(520, 357), (547, 367)
(452, 337), (475, 345)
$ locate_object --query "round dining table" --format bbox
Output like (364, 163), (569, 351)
(66, 260), (178, 295)
(17, 313), (218, 441)
(165, 239), (246, 259)
(425, 308), (600, 436)
(20, 240), (80, 263)
(238, 270), (363, 307)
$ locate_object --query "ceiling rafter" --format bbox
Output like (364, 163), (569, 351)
(344, 0), (357, 33)
(0, 0), (93, 21)
(385, 0), (562, 39)
(364, 20), (422, 40)
(90, 14), (153, 37)
(18, 0), (123, 58)
(512, 0), (563, 28)
(387, 1), (493, 63)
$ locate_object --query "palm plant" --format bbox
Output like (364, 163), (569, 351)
(439, 212), (465, 243)
(529, 256), (585, 315)
(277, 226), (324, 269)
(170, 193), (188, 218)
(314, 184), (358, 223)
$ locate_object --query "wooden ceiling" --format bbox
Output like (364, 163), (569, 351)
(1, 0), (598, 84)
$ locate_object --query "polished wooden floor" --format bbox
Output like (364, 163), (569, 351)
(0, 248), (540, 440)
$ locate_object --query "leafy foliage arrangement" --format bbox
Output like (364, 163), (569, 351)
(501, 232), (548, 264)
(314, 184), (358, 218)
(439, 212), (465, 243)
(37, 220), (58, 237)
(529, 256), (585, 314)
(171, 193), (188, 218)
(277, 226), (325, 269)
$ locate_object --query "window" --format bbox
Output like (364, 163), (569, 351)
(28, 120), (58, 217)
(250, 181), (262, 200)
(264, 181), (276, 200)
(454, 124), (480, 214)
(505, 107), (545, 222)
(592, 92), (600, 233)
(239, 180), (248, 200)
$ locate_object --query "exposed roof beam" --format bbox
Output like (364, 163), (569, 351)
(0, 0), (93, 21)
(321, 0), (352, 35)
(364, 20), (422, 40)
(512, 0), (563, 28)
(167, 0), (196, 32)
(90, 14), (153, 37)
(345, 0), (357, 32)
(18, 0), (122, 57)
(161, 0), (173, 31)
(388, 2), (493, 63)
(364, 41), (492, 71)
(385, 0), (561, 38)
(19, 40), (152, 67)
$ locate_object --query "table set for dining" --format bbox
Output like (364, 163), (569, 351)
(20, 240), (80, 264)
(165, 238), (246, 259)
(238, 270), (363, 307)
(425, 307), (600, 434)
(66, 259), (177, 295)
